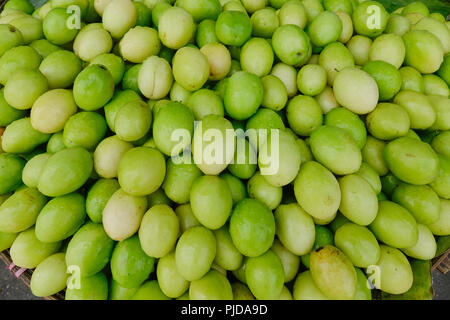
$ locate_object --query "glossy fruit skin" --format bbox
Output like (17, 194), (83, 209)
(0, 187), (46, 234)
(215, 10), (252, 47)
(224, 71), (263, 120)
(39, 51), (82, 89)
(310, 125), (362, 175)
(370, 201), (418, 249)
(158, 6), (196, 49)
(1, 118), (50, 154)
(190, 175), (233, 230)
(175, 226), (216, 281)
(65, 272), (109, 300)
(30, 253), (69, 297)
(86, 178), (120, 223)
(429, 154), (450, 199)
(0, 153), (25, 194)
(272, 24), (311, 66)
(251, 7), (279, 38)
(294, 161), (341, 221)
(35, 193), (86, 243)
(428, 198), (450, 236)
(38, 147), (93, 197)
(10, 227), (61, 269)
(246, 250), (284, 300)
(293, 270), (329, 300)
(352, 1), (389, 38)
(275, 203), (315, 255)
(43, 8), (79, 45)
(335, 222), (381, 268)
(73, 64), (115, 111)
(4, 69), (48, 110)
(307, 11), (342, 47)
(394, 90), (436, 130)
(0, 24), (23, 56)
(138, 56), (173, 100)
(392, 184), (440, 225)
(383, 136), (439, 185)
(362, 61), (402, 101)
(117, 147), (166, 196)
(369, 33), (406, 69)
(63, 112), (107, 150)
(240, 37), (274, 77)
(371, 245), (413, 295)
(366, 103), (410, 140)
(403, 30), (444, 74)
(229, 198), (275, 257)
(111, 235), (155, 288)
(65, 222), (115, 277)
(102, 0), (137, 39)
(310, 245), (357, 300)
(190, 269), (233, 300)
(157, 252), (189, 298)
(287, 95), (323, 136)
(73, 24), (113, 62)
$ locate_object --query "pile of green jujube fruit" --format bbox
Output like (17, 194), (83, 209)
(0, 0), (449, 301)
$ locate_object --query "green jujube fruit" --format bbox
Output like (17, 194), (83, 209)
(104, 90), (142, 132)
(274, 203), (315, 256)
(215, 10), (252, 47)
(72, 64), (115, 111)
(247, 171), (282, 210)
(131, 280), (170, 300)
(109, 279), (138, 300)
(0, 153), (25, 194)
(272, 24), (311, 66)
(38, 147), (93, 197)
(162, 154), (202, 204)
(63, 112), (107, 150)
(2, 118), (50, 154)
(156, 252), (189, 298)
(190, 175), (233, 230)
(403, 30), (444, 74)
(214, 226), (243, 271)
(0, 46), (42, 85)
(22, 153), (51, 189)
(114, 100), (152, 142)
(338, 174), (378, 226)
(310, 125), (362, 175)
(294, 161), (341, 221)
(102, 188), (147, 241)
(175, 226), (216, 281)
(192, 114), (235, 175)
(218, 172), (246, 204)
(153, 101), (194, 156)
(229, 198), (275, 257)
(30, 253), (69, 297)
(429, 155), (450, 199)
(300, 225), (334, 269)
(383, 136), (439, 185)
(362, 61), (402, 101)
(93, 135), (134, 179)
(0, 231), (17, 252)
(271, 239), (300, 283)
(293, 271), (329, 300)
(355, 162), (382, 194)
(402, 224), (437, 260)
(190, 269), (233, 300)
(366, 103), (410, 140)
(362, 136), (388, 176)
(372, 245), (413, 295)
(369, 201), (418, 249)
(259, 129), (301, 187)
(0, 187), (47, 234)
(10, 227), (61, 269)
(352, 1), (389, 38)
(86, 178), (120, 224)
(118, 147), (166, 196)
(228, 137), (257, 180)
(334, 223), (380, 268)
(427, 198), (450, 236)
(224, 71), (263, 120)
(324, 107), (367, 149)
(138, 204), (179, 258)
(394, 90), (436, 130)
(232, 282), (255, 300)
(65, 223), (115, 277)
(240, 37), (274, 77)
(307, 11), (342, 47)
(111, 235), (155, 289)
(35, 193), (86, 243)
(310, 245), (357, 300)
(46, 132), (66, 154)
(0, 88), (26, 127)
(431, 131), (450, 159)
(399, 66), (424, 93)
(245, 250), (284, 300)
(354, 268), (372, 300)
(392, 184), (440, 225)
(65, 272), (108, 300)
